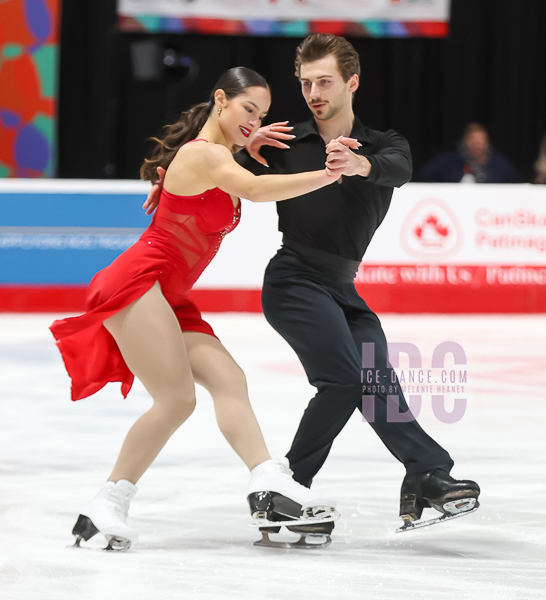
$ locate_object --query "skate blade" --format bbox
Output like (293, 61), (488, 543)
(70, 534), (132, 551)
(396, 499), (479, 533)
(249, 509), (340, 529)
(70, 536), (87, 549)
(104, 535), (132, 552)
(254, 530), (332, 550)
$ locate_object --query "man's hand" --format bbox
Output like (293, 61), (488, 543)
(247, 121), (295, 167)
(325, 137), (371, 178)
(142, 166), (166, 216)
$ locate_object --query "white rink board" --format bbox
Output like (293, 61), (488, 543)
(2, 179), (545, 289)
(197, 183), (546, 288)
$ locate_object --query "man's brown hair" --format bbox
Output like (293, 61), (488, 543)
(294, 34), (361, 82)
(463, 123), (488, 138)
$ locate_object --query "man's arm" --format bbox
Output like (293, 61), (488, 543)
(325, 130), (411, 187)
(362, 130), (412, 188)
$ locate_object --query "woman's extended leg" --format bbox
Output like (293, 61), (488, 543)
(182, 331), (270, 470)
(182, 331), (338, 544)
(104, 282), (196, 484)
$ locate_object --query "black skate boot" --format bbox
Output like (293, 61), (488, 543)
(247, 459), (338, 549)
(397, 468), (480, 532)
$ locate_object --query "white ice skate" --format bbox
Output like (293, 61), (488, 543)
(247, 459), (339, 549)
(72, 479), (139, 551)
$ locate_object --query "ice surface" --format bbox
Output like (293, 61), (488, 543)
(0, 313), (545, 600)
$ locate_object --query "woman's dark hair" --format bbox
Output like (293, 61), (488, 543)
(140, 66), (269, 182)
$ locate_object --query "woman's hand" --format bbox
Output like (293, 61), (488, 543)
(246, 121), (295, 167)
(325, 137), (371, 178)
(142, 167), (166, 216)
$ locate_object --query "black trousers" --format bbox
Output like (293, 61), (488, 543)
(261, 248), (454, 488)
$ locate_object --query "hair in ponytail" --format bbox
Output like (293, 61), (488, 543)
(140, 66), (269, 183)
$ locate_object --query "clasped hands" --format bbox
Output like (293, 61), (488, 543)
(248, 121), (369, 178)
(324, 136), (370, 179)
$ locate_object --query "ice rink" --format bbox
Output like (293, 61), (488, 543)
(1, 312), (545, 600)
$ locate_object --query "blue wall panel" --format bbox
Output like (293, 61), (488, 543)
(0, 190), (151, 284)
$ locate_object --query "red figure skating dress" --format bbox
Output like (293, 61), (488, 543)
(51, 149), (241, 401)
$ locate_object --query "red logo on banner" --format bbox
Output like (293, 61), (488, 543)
(400, 198), (463, 259)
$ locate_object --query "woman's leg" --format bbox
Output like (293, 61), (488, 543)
(183, 331), (270, 470)
(104, 282), (196, 484)
(182, 331), (337, 534)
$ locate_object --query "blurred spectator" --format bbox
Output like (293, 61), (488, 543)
(415, 123), (519, 183)
(533, 134), (546, 184)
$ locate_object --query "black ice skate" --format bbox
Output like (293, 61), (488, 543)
(396, 468), (480, 533)
(247, 459), (339, 549)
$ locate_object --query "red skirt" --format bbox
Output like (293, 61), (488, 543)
(50, 240), (215, 401)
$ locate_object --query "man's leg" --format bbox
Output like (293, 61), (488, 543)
(343, 286), (454, 476)
(262, 258), (365, 487)
(262, 254), (453, 487)
(344, 285), (478, 527)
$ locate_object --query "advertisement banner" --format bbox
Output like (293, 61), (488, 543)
(0, 0), (61, 178)
(118, 0), (450, 37)
(2, 181), (546, 313)
(361, 184), (546, 266)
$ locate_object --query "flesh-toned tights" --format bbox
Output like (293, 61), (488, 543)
(103, 282), (270, 484)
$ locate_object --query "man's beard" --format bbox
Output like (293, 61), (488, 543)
(312, 101), (343, 121)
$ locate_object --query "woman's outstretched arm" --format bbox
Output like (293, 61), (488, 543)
(205, 144), (337, 203)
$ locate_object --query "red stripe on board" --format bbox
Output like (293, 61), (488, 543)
(189, 289), (262, 313)
(1, 284), (546, 313)
(355, 284), (546, 314)
(0, 286), (88, 312)
(0, 286), (263, 313)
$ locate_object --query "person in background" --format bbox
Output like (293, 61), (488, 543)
(533, 134), (546, 184)
(415, 123), (519, 183)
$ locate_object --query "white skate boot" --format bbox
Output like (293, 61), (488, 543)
(72, 480), (139, 551)
(247, 459), (339, 549)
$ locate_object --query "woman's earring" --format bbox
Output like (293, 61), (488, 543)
(217, 107), (222, 117)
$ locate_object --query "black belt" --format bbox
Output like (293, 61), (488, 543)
(281, 235), (360, 283)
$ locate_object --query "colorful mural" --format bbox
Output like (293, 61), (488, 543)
(118, 17), (448, 38)
(0, 0), (60, 178)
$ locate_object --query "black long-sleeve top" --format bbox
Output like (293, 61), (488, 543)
(235, 117), (412, 262)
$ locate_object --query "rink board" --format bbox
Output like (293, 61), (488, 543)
(1, 180), (546, 312)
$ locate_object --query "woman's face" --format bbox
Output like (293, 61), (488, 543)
(220, 86), (271, 146)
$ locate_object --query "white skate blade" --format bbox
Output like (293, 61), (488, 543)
(301, 499), (337, 511)
(254, 529), (332, 550)
(396, 499), (479, 533)
(250, 509), (340, 529)
(104, 535), (132, 552)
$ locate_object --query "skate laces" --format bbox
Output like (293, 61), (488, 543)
(105, 488), (131, 519)
(270, 460), (293, 476)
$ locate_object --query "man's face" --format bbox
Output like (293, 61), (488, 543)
(299, 55), (358, 121)
(464, 131), (489, 159)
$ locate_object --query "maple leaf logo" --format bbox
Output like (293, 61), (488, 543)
(415, 215), (449, 240)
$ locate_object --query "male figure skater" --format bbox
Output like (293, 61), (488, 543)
(145, 35), (480, 531)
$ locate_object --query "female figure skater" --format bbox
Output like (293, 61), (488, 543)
(50, 67), (339, 551)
